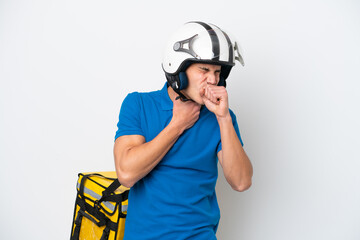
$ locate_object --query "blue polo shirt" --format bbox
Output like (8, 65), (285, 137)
(115, 83), (243, 240)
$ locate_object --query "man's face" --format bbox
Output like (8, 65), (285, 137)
(183, 63), (222, 104)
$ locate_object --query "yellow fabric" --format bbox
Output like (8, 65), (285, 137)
(71, 172), (129, 240)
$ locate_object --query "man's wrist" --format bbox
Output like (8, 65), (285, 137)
(216, 112), (232, 125)
(168, 119), (186, 136)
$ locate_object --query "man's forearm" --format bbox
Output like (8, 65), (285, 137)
(114, 122), (183, 188)
(218, 114), (253, 191)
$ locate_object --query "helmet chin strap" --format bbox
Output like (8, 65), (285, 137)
(166, 75), (193, 102)
(174, 89), (192, 102)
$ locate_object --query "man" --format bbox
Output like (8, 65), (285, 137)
(114, 21), (253, 239)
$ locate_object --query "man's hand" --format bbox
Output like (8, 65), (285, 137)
(170, 96), (201, 133)
(200, 85), (230, 118)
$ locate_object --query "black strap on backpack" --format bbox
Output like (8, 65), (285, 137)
(71, 173), (129, 240)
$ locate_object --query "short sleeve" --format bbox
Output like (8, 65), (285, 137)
(217, 109), (244, 153)
(114, 92), (144, 141)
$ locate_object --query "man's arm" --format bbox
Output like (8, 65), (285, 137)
(201, 85), (253, 192)
(217, 116), (253, 192)
(114, 127), (180, 188)
(114, 95), (201, 188)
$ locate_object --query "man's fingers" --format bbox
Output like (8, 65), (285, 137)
(204, 86), (224, 104)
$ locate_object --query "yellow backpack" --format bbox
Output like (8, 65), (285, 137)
(70, 172), (129, 240)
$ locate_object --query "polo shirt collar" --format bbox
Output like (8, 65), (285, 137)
(160, 82), (173, 110)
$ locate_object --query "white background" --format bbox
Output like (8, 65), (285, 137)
(1, 0), (359, 239)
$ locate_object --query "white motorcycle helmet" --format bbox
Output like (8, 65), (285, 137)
(162, 21), (244, 101)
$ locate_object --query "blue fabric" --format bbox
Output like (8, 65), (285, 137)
(115, 83), (243, 239)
